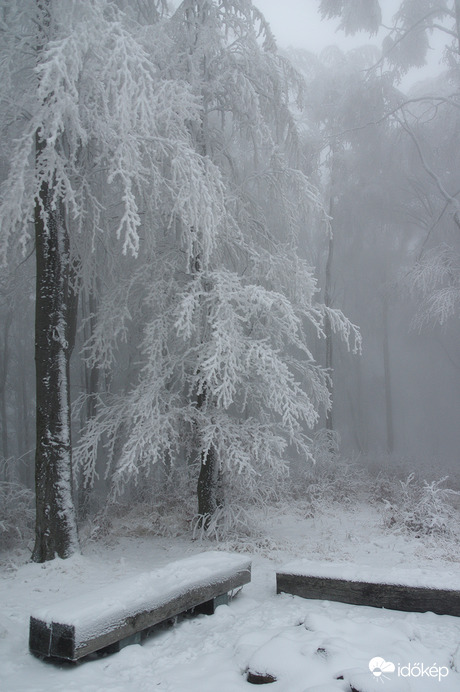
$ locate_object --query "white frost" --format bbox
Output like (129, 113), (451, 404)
(278, 558), (460, 590)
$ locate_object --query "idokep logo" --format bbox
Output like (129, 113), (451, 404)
(369, 657), (395, 681)
(369, 657), (450, 683)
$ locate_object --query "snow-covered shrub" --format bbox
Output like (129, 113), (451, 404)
(192, 500), (299, 557)
(307, 458), (365, 508)
(112, 501), (195, 539)
(81, 463), (197, 542)
(192, 504), (255, 542)
(363, 452), (449, 488)
(290, 433), (366, 511)
(0, 480), (34, 550)
(80, 509), (114, 545)
(382, 473), (460, 536)
(361, 453), (417, 483)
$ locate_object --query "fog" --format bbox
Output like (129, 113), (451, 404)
(258, 0), (446, 85)
(257, 0), (379, 51)
(1, 0), (460, 547)
(257, 0), (460, 482)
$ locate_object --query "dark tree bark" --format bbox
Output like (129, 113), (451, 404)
(197, 445), (218, 521)
(32, 159), (79, 561)
(0, 308), (12, 462)
(32, 158), (79, 561)
(31, 0), (79, 562)
(196, 385), (221, 528)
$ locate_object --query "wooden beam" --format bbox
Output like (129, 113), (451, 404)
(276, 571), (460, 616)
(30, 551), (251, 661)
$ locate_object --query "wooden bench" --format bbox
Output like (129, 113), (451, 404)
(276, 560), (460, 616)
(29, 550), (251, 662)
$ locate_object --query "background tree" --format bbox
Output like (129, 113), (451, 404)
(287, 43), (407, 454)
(317, 1), (460, 323)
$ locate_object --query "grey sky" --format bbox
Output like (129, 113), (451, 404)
(256, 0), (445, 83)
(256, 0), (379, 54)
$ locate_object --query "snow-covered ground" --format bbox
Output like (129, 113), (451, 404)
(2, 501), (460, 691)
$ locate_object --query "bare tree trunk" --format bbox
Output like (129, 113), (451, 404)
(32, 0), (79, 562)
(197, 444), (218, 520)
(22, 369), (31, 453)
(86, 290), (99, 421)
(382, 292), (394, 455)
(12, 340), (33, 486)
(455, 0), (460, 53)
(324, 146), (336, 437)
(0, 309), (12, 461)
(79, 288), (100, 425)
(183, 13), (223, 528)
(195, 378), (222, 528)
(324, 230), (334, 433)
(77, 288), (99, 520)
(348, 356), (367, 453)
(32, 158), (79, 561)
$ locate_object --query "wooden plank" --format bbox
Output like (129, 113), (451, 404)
(29, 552), (251, 661)
(71, 568), (248, 660)
(276, 571), (460, 616)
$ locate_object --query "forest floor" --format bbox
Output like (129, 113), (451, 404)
(2, 498), (460, 691)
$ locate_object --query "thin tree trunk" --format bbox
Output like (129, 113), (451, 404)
(184, 20), (222, 527)
(86, 290), (99, 421)
(77, 288), (98, 520)
(455, 0), (460, 54)
(382, 292), (394, 455)
(324, 230), (334, 433)
(18, 356), (33, 487)
(22, 369), (31, 455)
(348, 356), (367, 453)
(79, 288), (99, 424)
(15, 366), (23, 461)
(324, 146), (336, 436)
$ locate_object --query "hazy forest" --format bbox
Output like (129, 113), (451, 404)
(4, 2), (460, 690)
(1, 0), (460, 561)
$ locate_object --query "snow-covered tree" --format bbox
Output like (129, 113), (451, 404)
(0, 0), (228, 559)
(77, 0), (360, 529)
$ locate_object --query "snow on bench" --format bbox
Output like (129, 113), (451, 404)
(29, 550), (251, 662)
(276, 559), (460, 616)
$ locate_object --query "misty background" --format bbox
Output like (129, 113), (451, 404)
(258, 0), (460, 482)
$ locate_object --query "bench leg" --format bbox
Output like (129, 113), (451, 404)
(195, 592), (229, 615)
(99, 630), (142, 656)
